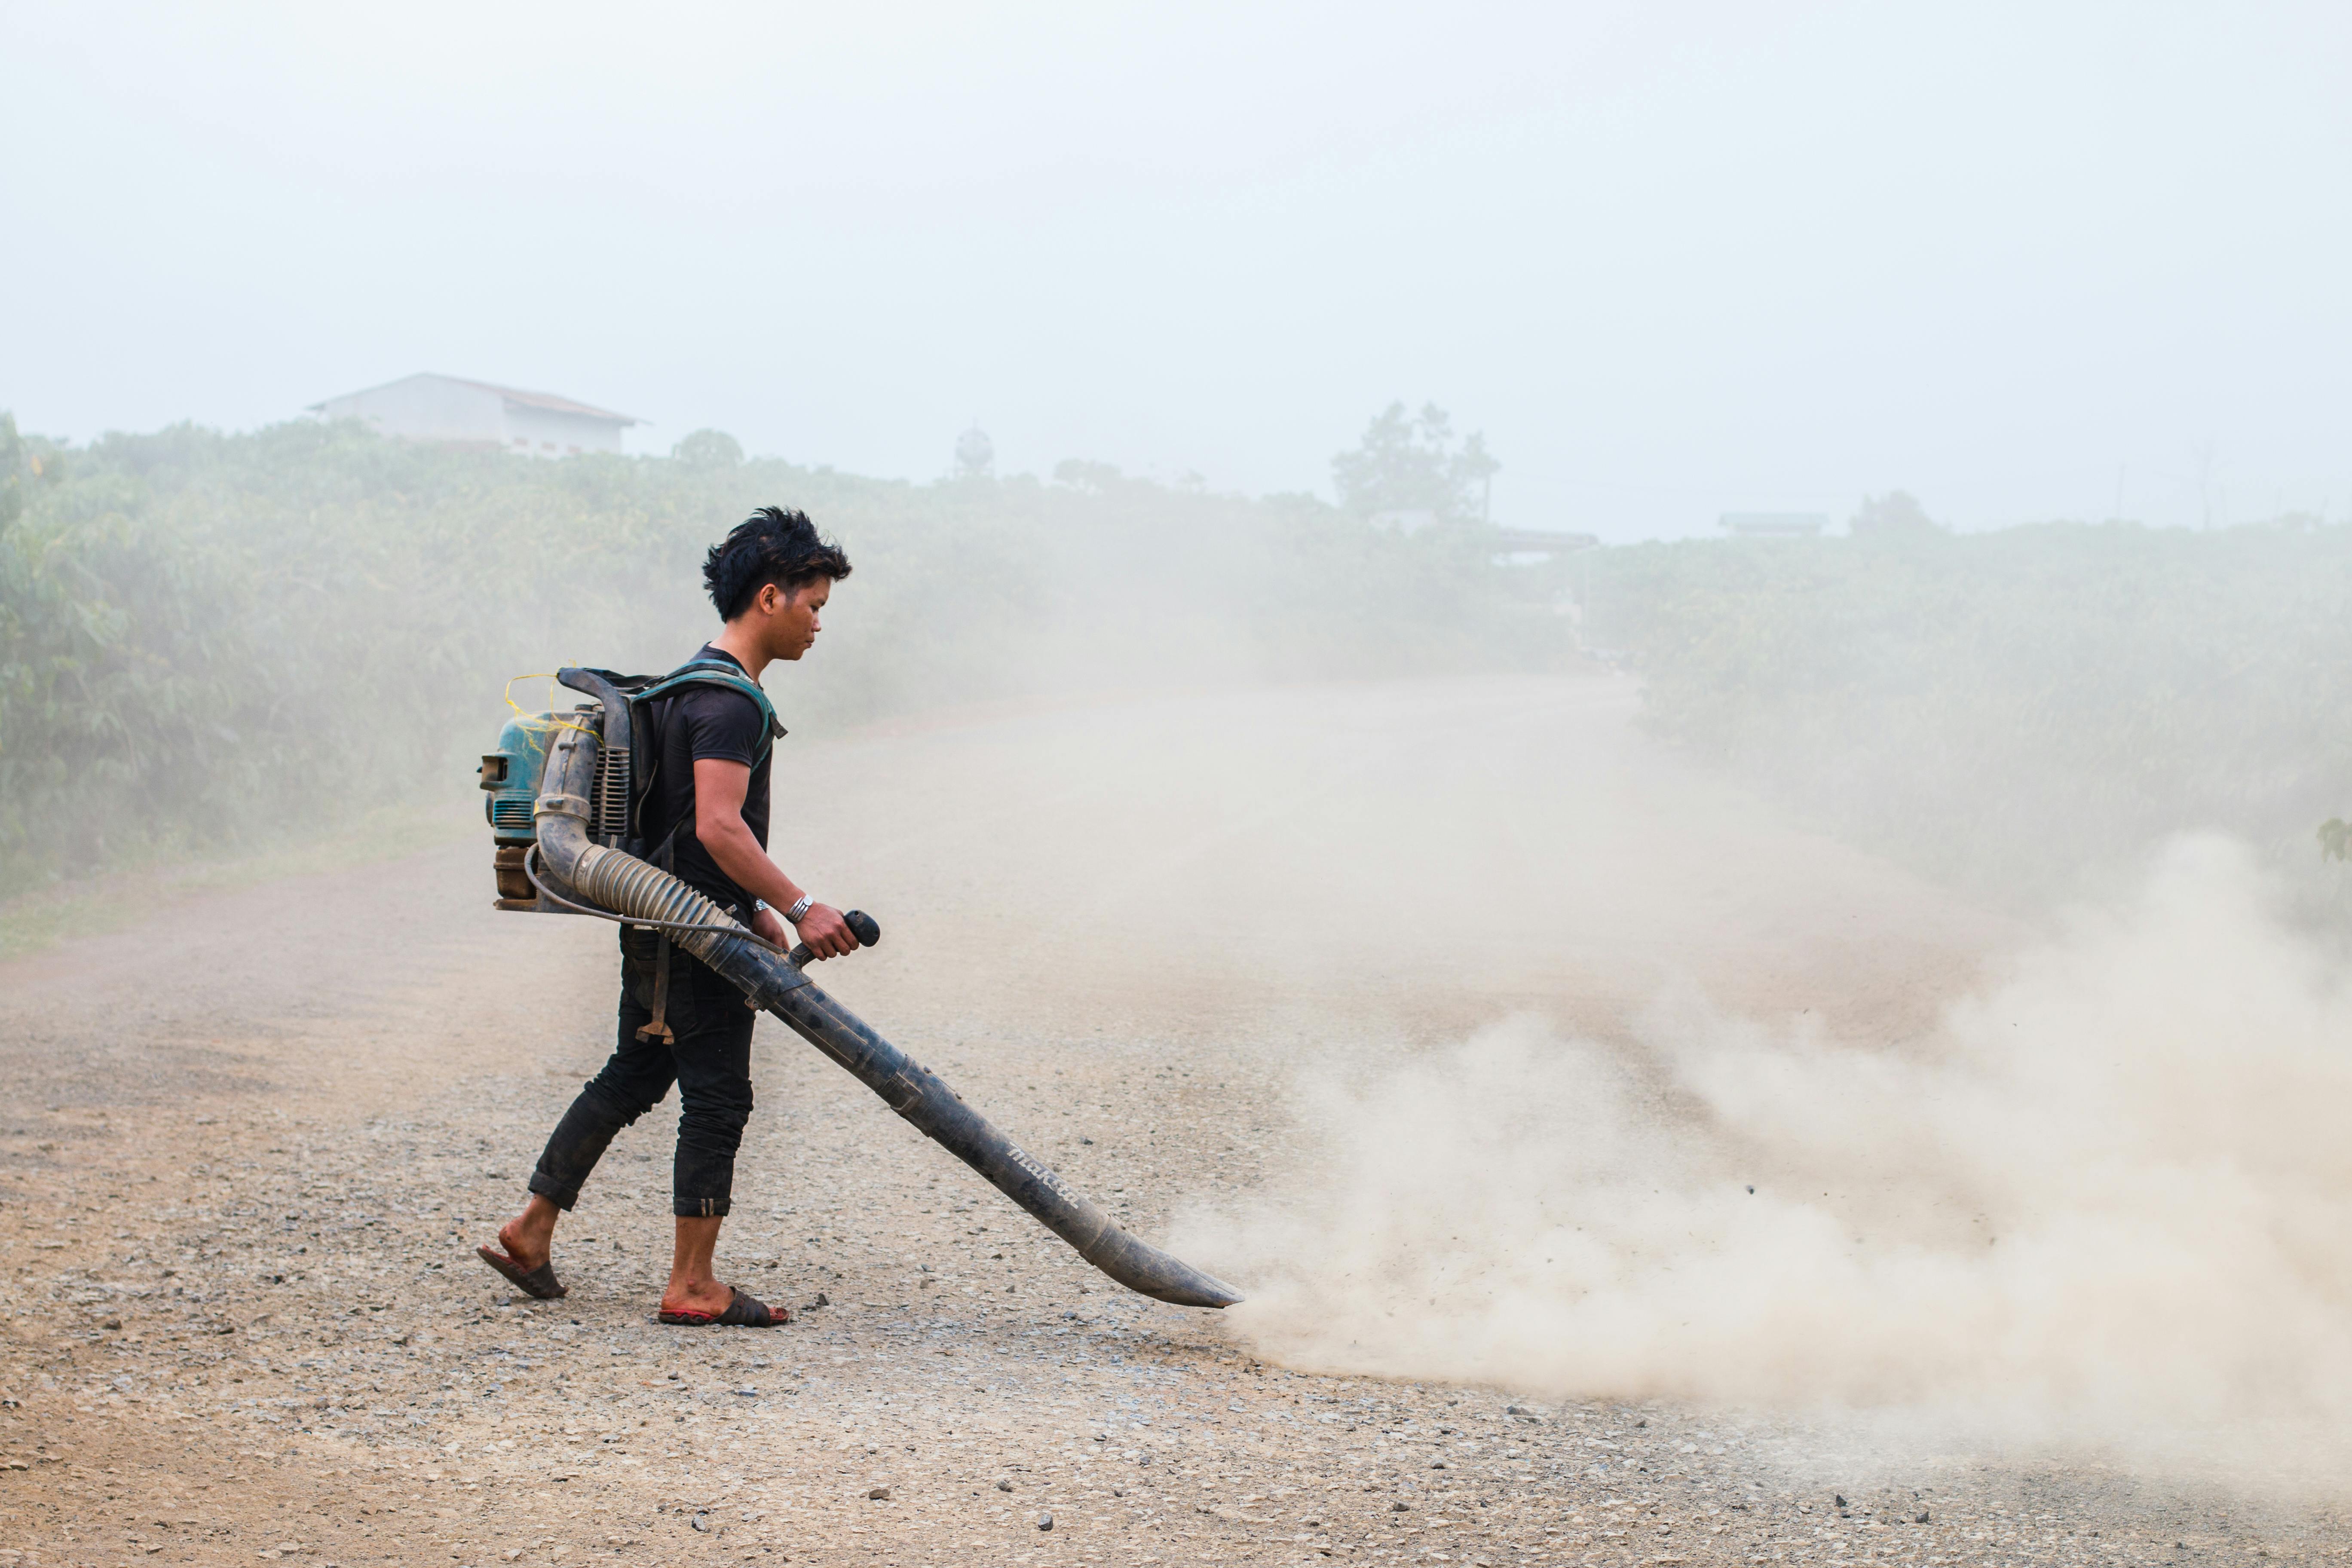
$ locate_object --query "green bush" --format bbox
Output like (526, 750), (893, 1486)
(0, 417), (1572, 894)
(1585, 521), (2352, 896)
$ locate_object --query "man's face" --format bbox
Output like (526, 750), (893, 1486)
(761, 578), (831, 661)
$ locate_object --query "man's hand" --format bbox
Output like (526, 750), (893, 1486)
(749, 906), (793, 951)
(794, 903), (858, 961)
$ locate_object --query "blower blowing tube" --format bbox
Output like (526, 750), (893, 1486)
(530, 669), (1242, 1310)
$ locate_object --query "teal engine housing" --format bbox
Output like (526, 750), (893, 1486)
(479, 711), (564, 905)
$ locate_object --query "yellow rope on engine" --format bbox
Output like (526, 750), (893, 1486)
(502, 671), (598, 737)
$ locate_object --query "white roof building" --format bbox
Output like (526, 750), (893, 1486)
(1718, 511), (1828, 538)
(307, 374), (640, 456)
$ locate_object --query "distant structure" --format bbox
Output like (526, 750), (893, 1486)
(307, 374), (640, 456)
(1719, 511), (1828, 538)
(955, 423), (995, 478)
(1492, 527), (1599, 557)
(1369, 508), (1596, 556)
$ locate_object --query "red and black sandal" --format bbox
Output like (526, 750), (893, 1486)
(658, 1286), (789, 1327)
(476, 1244), (567, 1301)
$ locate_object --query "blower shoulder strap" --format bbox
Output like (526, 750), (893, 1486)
(631, 660), (786, 745)
(622, 660), (787, 850)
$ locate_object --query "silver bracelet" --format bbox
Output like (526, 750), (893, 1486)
(786, 894), (814, 924)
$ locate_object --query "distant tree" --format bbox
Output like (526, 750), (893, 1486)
(672, 429), (744, 469)
(1850, 490), (1943, 539)
(0, 413), (20, 528)
(1053, 459), (1123, 493)
(955, 424), (995, 479)
(1331, 402), (1499, 525)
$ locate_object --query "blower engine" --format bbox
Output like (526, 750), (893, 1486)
(477, 668), (1242, 1311)
(481, 710), (564, 907)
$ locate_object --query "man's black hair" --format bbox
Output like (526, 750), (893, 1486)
(703, 506), (853, 620)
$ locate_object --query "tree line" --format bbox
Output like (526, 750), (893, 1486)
(0, 412), (1568, 895)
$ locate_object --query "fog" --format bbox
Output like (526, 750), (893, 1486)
(6, 1), (2351, 536)
(9, 0), (2352, 1541)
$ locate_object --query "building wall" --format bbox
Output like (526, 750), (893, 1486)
(315, 375), (508, 444)
(314, 374), (628, 456)
(502, 401), (625, 456)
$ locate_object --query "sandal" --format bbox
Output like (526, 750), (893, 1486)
(476, 1243), (567, 1301)
(658, 1286), (789, 1327)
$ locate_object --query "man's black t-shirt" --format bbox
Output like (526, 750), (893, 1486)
(639, 645), (772, 916)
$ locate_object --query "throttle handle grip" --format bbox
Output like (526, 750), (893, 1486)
(788, 908), (882, 968)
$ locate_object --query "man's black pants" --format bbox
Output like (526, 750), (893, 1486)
(530, 928), (755, 1219)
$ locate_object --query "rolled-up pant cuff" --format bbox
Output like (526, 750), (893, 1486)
(528, 1170), (585, 1213)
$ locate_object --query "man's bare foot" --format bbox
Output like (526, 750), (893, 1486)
(659, 1277), (737, 1317)
(493, 1194), (560, 1273)
(664, 1214), (728, 1316)
(494, 1221), (544, 1272)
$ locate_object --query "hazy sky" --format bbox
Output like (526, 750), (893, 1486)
(6, 1), (2347, 538)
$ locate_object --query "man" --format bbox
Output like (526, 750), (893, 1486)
(478, 506), (855, 1327)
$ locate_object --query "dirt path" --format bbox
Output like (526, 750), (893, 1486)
(0, 674), (2338, 1565)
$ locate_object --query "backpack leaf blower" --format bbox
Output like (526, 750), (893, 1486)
(480, 667), (1243, 1310)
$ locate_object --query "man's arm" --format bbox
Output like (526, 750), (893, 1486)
(691, 756), (858, 960)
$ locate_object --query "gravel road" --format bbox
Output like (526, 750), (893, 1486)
(1, 675), (2341, 1565)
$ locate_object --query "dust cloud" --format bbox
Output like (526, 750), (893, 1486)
(1175, 834), (2352, 1480)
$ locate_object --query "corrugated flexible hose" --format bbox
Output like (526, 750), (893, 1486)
(530, 672), (1242, 1310)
